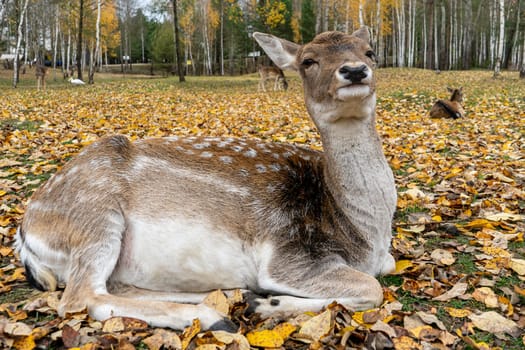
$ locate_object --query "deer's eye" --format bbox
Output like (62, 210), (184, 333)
(365, 50), (376, 61)
(301, 58), (316, 68)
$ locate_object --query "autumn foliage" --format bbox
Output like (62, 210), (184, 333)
(0, 69), (524, 349)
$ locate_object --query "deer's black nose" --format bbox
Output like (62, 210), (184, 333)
(339, 65), (367, 82)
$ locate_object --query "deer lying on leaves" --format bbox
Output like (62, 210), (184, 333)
(258, 64), (288, 91)
(16, 27), (397, 331)
(429, 87), (465, 119)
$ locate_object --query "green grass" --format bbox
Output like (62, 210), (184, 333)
(454, 253), (479, 275)
(0, 118), (41, 132)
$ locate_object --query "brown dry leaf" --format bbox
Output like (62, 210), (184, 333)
(211, 331), (250, 350)
(203, 290), (229, 316)
(62, 324), (80, 348)
(298, 309), (332, 341)
(430, 248), (456, 265)
(392, 335), (422, 350)
(101, 316), (148, 333)
(102, 317), (126, 333)
(472, 287), (499, 308)
(432, 282), (468, 301)
(468, 311), (521, 337)
(143, 329), (182, 350)
(509, 258), (525, 275)
(4, 321), (33, 336)
(370, 320), (396, 338)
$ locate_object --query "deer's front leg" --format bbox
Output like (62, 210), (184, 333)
(250, 259), (384, 319)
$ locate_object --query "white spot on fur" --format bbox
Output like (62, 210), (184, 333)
(272, 153), (280, 159)
(239, 169), (249, 177)
(232, 145), (243, 152)
(282, 152), (292, 158)
(200, 152), (213, 158)
(244, 149), (257, 158)
(255, 164), (267, 173)
(193, 142), (210, 149)
(269, 163), (281, 172)
(220, 156), (233, 164)
(182, 137), (196, 143)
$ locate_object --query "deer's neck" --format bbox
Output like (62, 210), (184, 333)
(315, 97), (396, 263)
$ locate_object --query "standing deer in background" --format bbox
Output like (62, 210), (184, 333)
(35, 64), (48, 91)
(429, 87), (465, 119)
(16, 28), (397, 331)
(258, 65), (288, 91)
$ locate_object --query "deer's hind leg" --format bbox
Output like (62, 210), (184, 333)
(58, 225), (232, 330)
(250, 251), (384, 318)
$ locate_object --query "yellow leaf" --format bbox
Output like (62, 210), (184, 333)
(273, 322), (296, 339)
(12, 335), (36, 350)
(444, 167), (462, 180)
(246, 329), (284, 347)
(394, 259), (414, 274)
(431, 215), (442, 222)
(408, 325), (433, 339)
(392, 335), (421, 350)
(181, 319), (201, 350)
(444, 307), (472, 318)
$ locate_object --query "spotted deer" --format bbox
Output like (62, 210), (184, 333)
(429, 87), (465, 119)
(35, 64), (48, 91)
(16, 28), (397, 331)
(258, 64), (288, 91)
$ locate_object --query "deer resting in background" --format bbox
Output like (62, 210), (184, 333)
(16, 28), (397, 331)
(429, 87), (465, 119)
(258, 65), (288, 91)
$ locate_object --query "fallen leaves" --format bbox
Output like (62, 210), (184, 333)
(1, 70), (524, 348)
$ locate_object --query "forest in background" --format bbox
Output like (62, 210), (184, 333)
(1, 0), (525, 82)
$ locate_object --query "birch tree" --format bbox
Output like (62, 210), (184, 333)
(494, 0), (504, 77)
(12, 0), (30, 88)
(88, 0), (102, 84)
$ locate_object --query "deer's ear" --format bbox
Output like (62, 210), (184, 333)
(253, 33), (299, 71)
(352, 26), (371, 45)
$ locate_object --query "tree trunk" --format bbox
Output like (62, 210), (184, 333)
(171, 0), (185, 82)
(493, 0), (504, 77)
(77, 0), (84, 80)
(88, 0), (101, 84)
(426, 0), (434, 69)
(13, 0), (29, 88)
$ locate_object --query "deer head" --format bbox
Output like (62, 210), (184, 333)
(254, 27), (377, 126)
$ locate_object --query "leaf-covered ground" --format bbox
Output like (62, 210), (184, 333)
(0, 69), (524, 349)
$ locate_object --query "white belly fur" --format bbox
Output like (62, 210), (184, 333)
(112, 217), (258, 292)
